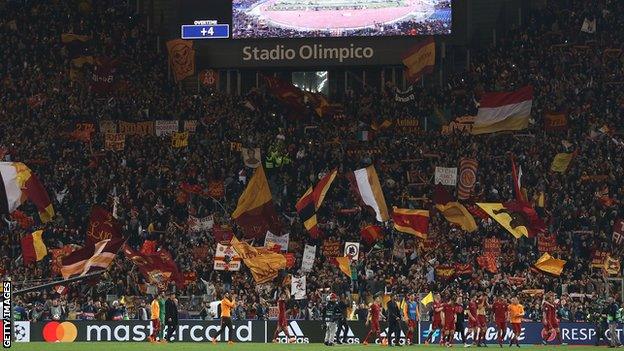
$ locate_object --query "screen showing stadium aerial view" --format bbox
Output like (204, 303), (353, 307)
(232, 0), (452, 38)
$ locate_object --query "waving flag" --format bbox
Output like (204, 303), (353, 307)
(402, 37), (436, 83)
(86, 205), (122, 246)
(123, 245), (185, 289)
(295, 169), (337, 238)
(0, 162), (55, 223)
(433, 185), (477, 232)
(232, 166), (281, 238)
(348, 165), (389, 222)
(61, 237), (125, 279)
(21, 230), (48, 265)
(230, 237), (290, 284)
(532, 253), (566, 277)
(472, 86), (533, 135)
(510, 155), (526, 202)
(392, 207), (429, 239)
(360, 225), (384, 245)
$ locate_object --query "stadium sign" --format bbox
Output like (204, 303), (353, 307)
(15, 320), (622, 345)
(195, 38), (432, 68)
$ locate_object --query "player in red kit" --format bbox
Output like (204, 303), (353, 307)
(272, 293), (295, 343)
(541, 293), (561, 345)
(363, 296), (384, 345)
(466, 295), (479, 346)
(492, 296), (509, 347)
(443, 299), (457, 347)
(476, 293), (489, 347)
(424, 294), (445, 345)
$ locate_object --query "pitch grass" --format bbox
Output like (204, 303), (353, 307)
(8, 343), (611, 351)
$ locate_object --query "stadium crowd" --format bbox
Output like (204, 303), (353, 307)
(0, 0), (623, 330)
(232, 0), (451, 38)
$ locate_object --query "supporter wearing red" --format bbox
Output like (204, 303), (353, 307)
(492, 295), (509, 347)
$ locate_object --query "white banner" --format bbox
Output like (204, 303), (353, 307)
(154, 120), (179, 136)
(291, 276), (306, 300)
(344, 242), (360, 260)
(213, 243), (241, 271)
(188, 215), (214, 233)
(264, 231), (289, 252)
(301, 244), (316, 273)
(434, 167), (458, 186)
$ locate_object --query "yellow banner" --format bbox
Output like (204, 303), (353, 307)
(171, 132), (189, 148)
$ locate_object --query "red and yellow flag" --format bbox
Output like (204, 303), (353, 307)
(392, 207), (429, 239)
(230, 237), (288, 284)
(232, 166), (281, 239)
(166, 39), (195, 83)
(402, 37), (435, 83)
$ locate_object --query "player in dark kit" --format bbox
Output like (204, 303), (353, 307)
(443, 298), (457, 347)
(272, 293), (295, 343)
(424, 293), (445, 345)
(363, 296), (384, 345)
(454, 296), (467, 346)
(492, 296), (509, 347)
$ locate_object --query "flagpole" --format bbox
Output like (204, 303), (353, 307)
(13, 271), (105, 295)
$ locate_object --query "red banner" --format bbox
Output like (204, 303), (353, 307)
(477, 255), (497, 273)
(538, 233), (558, 253)
(123, 245), (184, 290)
(86, 205), (122, 246)
(484, 238), (501, 257)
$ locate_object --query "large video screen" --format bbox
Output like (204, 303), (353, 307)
(232, 0), (452, 39)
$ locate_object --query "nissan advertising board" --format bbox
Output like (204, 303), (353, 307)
(11, 320), (624, 345)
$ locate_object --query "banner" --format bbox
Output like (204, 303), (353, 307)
(544, 112), (568, 131)
(213, 243), (241, 271)
(395, 119), (419, 131)
(343, 242), (360, 261)
(242, 148), (261, 168)
(183, 120), (198, 133)
(483, 238), (501, 257)
(155, 120), (179, 136)
(91, 57), (117, 94)
(99, 120), (118, 134)
(394, 86), (415, 103)
(402, 37), (435, 83)
(118, 121), (154, 136)
(613, 219), (624, 251)
(434, 167), (457, 186)
(167, 39), (195, 83)
(86, 205), (122, 246)
(435, 264), (455, 280)
(457, 158), (478, 200)
(264, 231), (289, 252)
(322, 240), (341, 257)
(50, 245), (78, 276)
(538, 233), (558, 253)
(291, 276), (306, 300)
(191, 245), (210, 260)
(199, 69), (219, 89)
(301, 244), (316, 273)
(104, 133), (125, 151)
(15, 320), (624, 345)
(208, 180), (225, 198)
(171, 132), (189, 148)
(187, 215), (214, 233)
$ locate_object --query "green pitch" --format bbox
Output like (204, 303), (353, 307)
(8, 343), (610, 351)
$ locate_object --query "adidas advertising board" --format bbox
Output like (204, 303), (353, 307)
(14, 320), (624, 345)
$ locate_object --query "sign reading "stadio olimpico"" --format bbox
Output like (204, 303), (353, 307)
(242, 44), (374, 63)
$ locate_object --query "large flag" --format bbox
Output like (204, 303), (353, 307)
(433, 185), (477, 232)
(232, 166), (281, 238)
(61, 237), (125, 279)
(348, 165), (389, 222)
(123, 245), (185, 289)
(0, 162), (55, 222)
(392, 207), (429, 239)
(166, 39), (195, 83)
(402, 37), (435, 83)
(334, 256), (352, 278)
(230, 237), (292, 284)
(360, 225), (384, 245)
(295, 169), (337, 238)
(477, 202), (544, 238)
(532, 253), (566, 277)
(510, 155), (526, 202)
(86, 205), (122, 246)
(457, 158), (478, 200)
(21, 230), (48, 265)
(472, 86), (533, 135)
(550, 152), (575, 173)
(263, 75), (305, 117)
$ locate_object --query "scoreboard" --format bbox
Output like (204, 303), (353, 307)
(180, 20), (229, 39)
